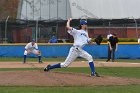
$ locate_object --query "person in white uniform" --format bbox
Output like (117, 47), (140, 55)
(23, 39), (42, 63)
(107, 34), (112, 40)
(106, 33), (112, 62)
(138, 35), (140, 43)
(44, 18), (99, 77)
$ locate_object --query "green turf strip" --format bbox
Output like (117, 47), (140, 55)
(54, 67), (140, 79)
(0, 67), (140, 93)
(0, 67), (140, 79)
(0, 57), (140, 62)
(0, 85), (140, 93)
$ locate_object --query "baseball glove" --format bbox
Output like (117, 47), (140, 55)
(38, 51), (41, 55)
(95, 35), (103, 45)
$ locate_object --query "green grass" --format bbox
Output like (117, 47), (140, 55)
(0, 57), (140, 63)
(0, 67), (140, 79)
(0, 85), (140, 93)
(0, 68), (38, 71)
(95, 59), (140, 63)
(53, 67), (140, 79)
(0, 58), (140, 93)
(0, 67), (140, 93)
(0, 57), (80, 62)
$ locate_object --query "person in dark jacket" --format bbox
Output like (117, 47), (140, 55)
(106, 33), (118, 62)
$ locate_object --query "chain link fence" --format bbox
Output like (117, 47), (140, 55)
(0, 0), (140, 43)
(0, 18), (140, 43)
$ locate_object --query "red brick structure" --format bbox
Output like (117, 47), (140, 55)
(0, 0), (140, 43)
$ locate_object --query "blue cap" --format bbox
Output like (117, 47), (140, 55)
(80, 20), (87, 25)
(31, 39), (36, 42)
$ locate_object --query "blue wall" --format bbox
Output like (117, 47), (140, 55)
(0, 44), (140, 59)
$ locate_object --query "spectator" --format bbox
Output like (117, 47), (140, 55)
(48, 36), (58, 43)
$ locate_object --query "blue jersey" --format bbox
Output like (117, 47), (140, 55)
(49, 39), (58, 43)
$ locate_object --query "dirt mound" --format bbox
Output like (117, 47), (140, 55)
(0, 71), (140, 86)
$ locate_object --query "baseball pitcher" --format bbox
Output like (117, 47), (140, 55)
(44, 18), (99, 77)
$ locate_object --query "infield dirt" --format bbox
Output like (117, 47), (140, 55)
(0, 71), (140, 86)
(0, 62), (140, 86)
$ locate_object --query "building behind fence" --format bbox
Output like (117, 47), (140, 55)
(0, 0), (140, 43)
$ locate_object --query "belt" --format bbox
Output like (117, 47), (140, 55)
(72, 45), (81, 48)
(72, 45), (83, 50)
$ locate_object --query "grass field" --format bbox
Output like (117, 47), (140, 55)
(0, 67), (140, 79)
(0, 57), (140, 62)
(0, 57), (140, 93)
(0, 85), (140, 93)
(0, 67), (140, 93)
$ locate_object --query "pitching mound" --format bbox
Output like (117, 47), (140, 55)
(0, 71), (140, 86)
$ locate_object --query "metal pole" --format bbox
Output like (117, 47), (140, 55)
(57, 0), (58, 20)
(36, 20), (38, 42)
(26, 0), (27, 19)
(5, 16), (10, 43)
(132, 16), (138, 38)
(56, 22), (58, 39)
(26, 0), (28, 42)
(33, 0), (34, 20)
(66, 0), (67, 19)
(0, 23), (1, 41)
(108, 21), (111, 34)
(49, 0), (50, 20)
(40, 0), (41, 20)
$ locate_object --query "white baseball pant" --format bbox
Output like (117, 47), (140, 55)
(60, 46), (93, 67)
(24, 49), (41, 56)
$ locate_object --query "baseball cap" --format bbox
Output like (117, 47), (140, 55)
(80, 20), (87, 25)
(31, 39), (36, 42)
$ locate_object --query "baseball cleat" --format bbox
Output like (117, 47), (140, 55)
(91, 72), (100, 77)
(22, 61), (26, 64)
(39, 60), (43, 63)
(106, 59), (110, 62)
(111, 60), (114, 62)
(44, 65), (51, 72)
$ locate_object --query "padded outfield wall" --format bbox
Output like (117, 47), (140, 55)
(0, 43), (140, 59)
